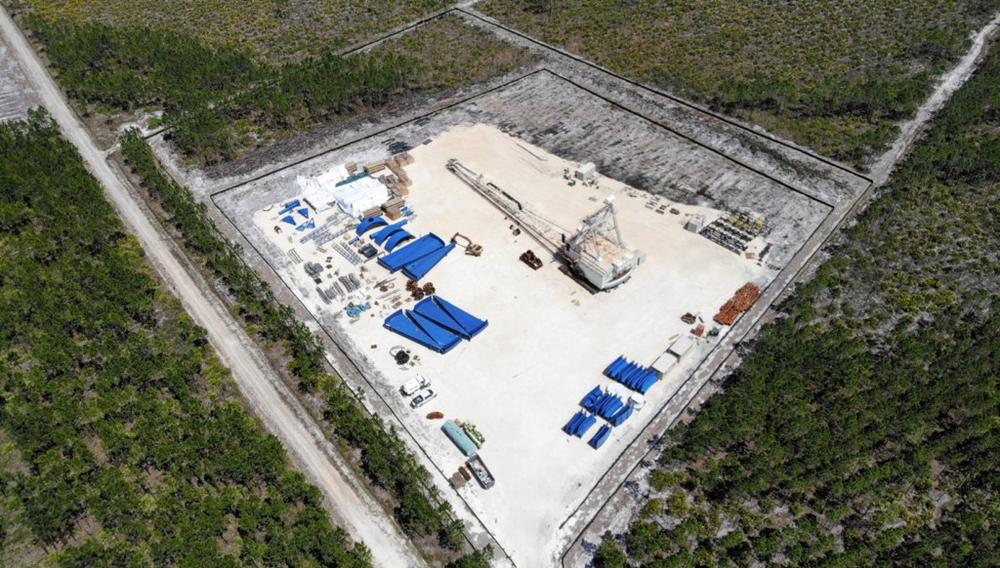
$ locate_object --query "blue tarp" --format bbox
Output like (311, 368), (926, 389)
(278, 199), (300, 215)
(371, 220), (408, 245)
(383, 310), (459, 354)
(378, 233), (446, 272)
(356, 216), (387, 236)
(384, 230), (414, 252)
(297, 207), (310, 218)
(295, 219), (316, 232)
(589, 425), (611, 449)
(430, 296), (488, 339)
(402, 242), (455, 281)
(281, 215), (296, 225)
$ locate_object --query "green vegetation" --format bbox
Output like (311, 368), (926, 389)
(481, 0), (996, 168)
(119, 131), (469, 558)
(600, 42), (1000, 566)
(0, 112), (369, 566)
(19, 12), (535, 164)
(12, 0), (450, 62)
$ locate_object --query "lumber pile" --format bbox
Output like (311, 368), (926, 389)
(713, 282), (762, 325)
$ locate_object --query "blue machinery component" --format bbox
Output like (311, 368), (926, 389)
(384, 230), (414, 252)
(604, 355), (660, 394)
(402, 242), (455, 281)
(589, 425), (611, 448)
(356, 215), (387, 236)
(383, 295), (488, 354)
(412, 296), (488, 340)
(278, 199), (301, 215)
(378, 233), (446, 272)
(563, 412), (596, 437)
(377, 233), (454, 281)
(371, 220), (408, 245)
(572, 383), (637, 448)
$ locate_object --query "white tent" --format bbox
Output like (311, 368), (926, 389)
(299, 166), (389, 218)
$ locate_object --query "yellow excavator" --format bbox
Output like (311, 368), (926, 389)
(451, 232), (483, 256)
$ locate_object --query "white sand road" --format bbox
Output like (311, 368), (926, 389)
(0, 7), (424, 568)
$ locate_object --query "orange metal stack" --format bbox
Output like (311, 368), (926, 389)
(713, 283), (762, 325)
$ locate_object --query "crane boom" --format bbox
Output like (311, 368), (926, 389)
(446, 158), (640, 290)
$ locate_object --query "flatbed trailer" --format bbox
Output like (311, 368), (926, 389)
(466, 455), (495, 489)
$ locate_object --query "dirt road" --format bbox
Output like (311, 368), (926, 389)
(871, 12), (1000, 185)
(0, 7), (423, 567)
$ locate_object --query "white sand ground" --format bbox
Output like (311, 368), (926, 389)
(254, 124), (774, 565)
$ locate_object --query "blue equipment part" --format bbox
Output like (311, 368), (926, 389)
(600, 397), (624, 419)
(574, 414), (597, 437)
(605, 356), (627, 377)
(589, 425), (611, 449)
(430, 296), (488, 339)
(356, 216), (387, 236)
(378, 233), (446, 272)
(563, 411), (586, 435)
(371, 220), (409, 245)
(639, 373), (659, 394)
(408, 310), (462, 353)
(278, 199), (300, 215)
(335, 171), (370, 186)
(402, 242), (455, 281)
(412, 296), (467, 339)
(384, 230), (414, 252)
(412, 295), (487, 340)
(610, 404), (633, 427)
(383, 310), (458, 354)
(281, 215), (296, 225)
(295, 219), (316, 232)
(297, 207), (310, 219)
(581, 386), (603, 411)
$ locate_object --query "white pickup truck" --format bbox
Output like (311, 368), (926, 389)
(399, 374), (430, 396)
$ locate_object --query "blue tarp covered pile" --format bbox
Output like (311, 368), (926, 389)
(377, 233), (454, 281)
(604, 356), (660, 394)
(383, 295), (488, 353)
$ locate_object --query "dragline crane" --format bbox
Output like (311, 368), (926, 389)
(446, 159), (640, 290)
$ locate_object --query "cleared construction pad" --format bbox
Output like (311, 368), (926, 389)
(221, 119), (821, 564)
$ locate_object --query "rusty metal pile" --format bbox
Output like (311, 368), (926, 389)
(713, 282), (762, 325)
